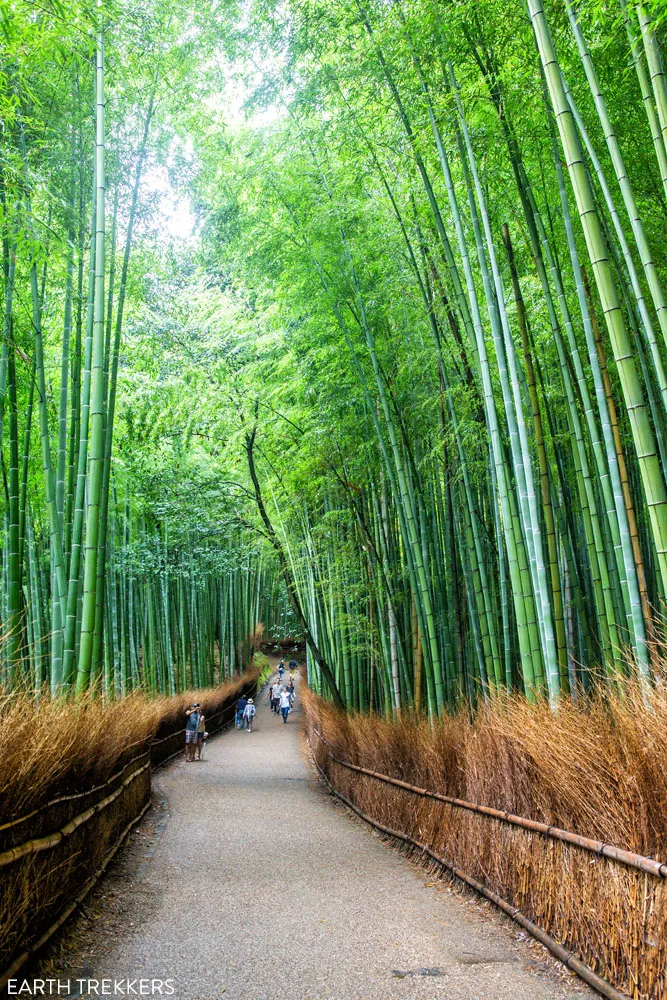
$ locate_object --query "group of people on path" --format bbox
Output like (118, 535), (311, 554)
(184, 703), (207, 761)
(234, 657), (298, 732)
(186, 658), (299, 756)
(270, 657), (297, 722)
(269, 678), (295, 723)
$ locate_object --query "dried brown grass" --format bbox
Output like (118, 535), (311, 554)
(0, 670), (258, 977)
(303, 683), (667, 1000)
(0, 670), (258, 828)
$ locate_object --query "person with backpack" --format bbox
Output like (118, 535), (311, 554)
(184, 703), (201, 762)
(288, 657), (297, 678)
(243, 697), (256, 733)
(279, 687), (291, 724)
(236, 694), (248, 730)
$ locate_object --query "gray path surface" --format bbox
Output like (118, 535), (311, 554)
(44, 675), (593, 1000)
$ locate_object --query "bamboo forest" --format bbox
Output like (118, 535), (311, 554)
(6, 2), (667, 998)
(3, 0), (667, 714)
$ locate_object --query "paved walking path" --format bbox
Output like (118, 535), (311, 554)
(46, 676), (592, 1000)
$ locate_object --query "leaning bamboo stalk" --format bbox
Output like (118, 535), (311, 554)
(450, 62), (558, 698)
(56, 146), (77, 531)
(277, 170), (440, 711)
(62, 151), (97, 688)
(636, 3), (667, 168)
(531, 62), (634, 664)
(619, 0), (667, 206)
(397, 111), (499, 692)
(542, 79), (648, 674)
(564, 7), (667, 393)
(0, 246), (15, 457)
(475, 52), (620, 667)
(527, 0), (667, 600)
(403, 40), (537, 691)
(583, 267), (653, 641)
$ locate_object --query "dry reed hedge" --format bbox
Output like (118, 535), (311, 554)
(0, 671), (258, 827)
(0, 670), (258, 979)
(303, 685), (667, 1000)
(0, 694), (160, 829)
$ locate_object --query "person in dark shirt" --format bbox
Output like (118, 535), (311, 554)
(236, 695), (248, 730)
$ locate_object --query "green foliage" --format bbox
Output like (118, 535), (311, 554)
(4, 0), (667, 714)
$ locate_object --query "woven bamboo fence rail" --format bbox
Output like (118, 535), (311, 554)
(0, 678), (257, 988)
(307, 723), (667, 1000)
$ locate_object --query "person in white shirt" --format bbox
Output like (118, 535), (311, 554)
(270, 680), (282, 714)
(279, 688), (291, 724)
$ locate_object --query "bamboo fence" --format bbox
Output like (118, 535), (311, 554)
(305, 716), (667, 1000)
(0, 676), (257, 987)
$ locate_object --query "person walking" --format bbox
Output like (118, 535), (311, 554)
(184, 703), (201, 762)
(278, 659), (285, 681)
(243, 698), (256, 733)
(279, 687), (291, 724)
(196, 711), (206, 760)
(288, 657), (297, 679)
(236, 694), (248, 729)
(270, 680), (281, 713)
